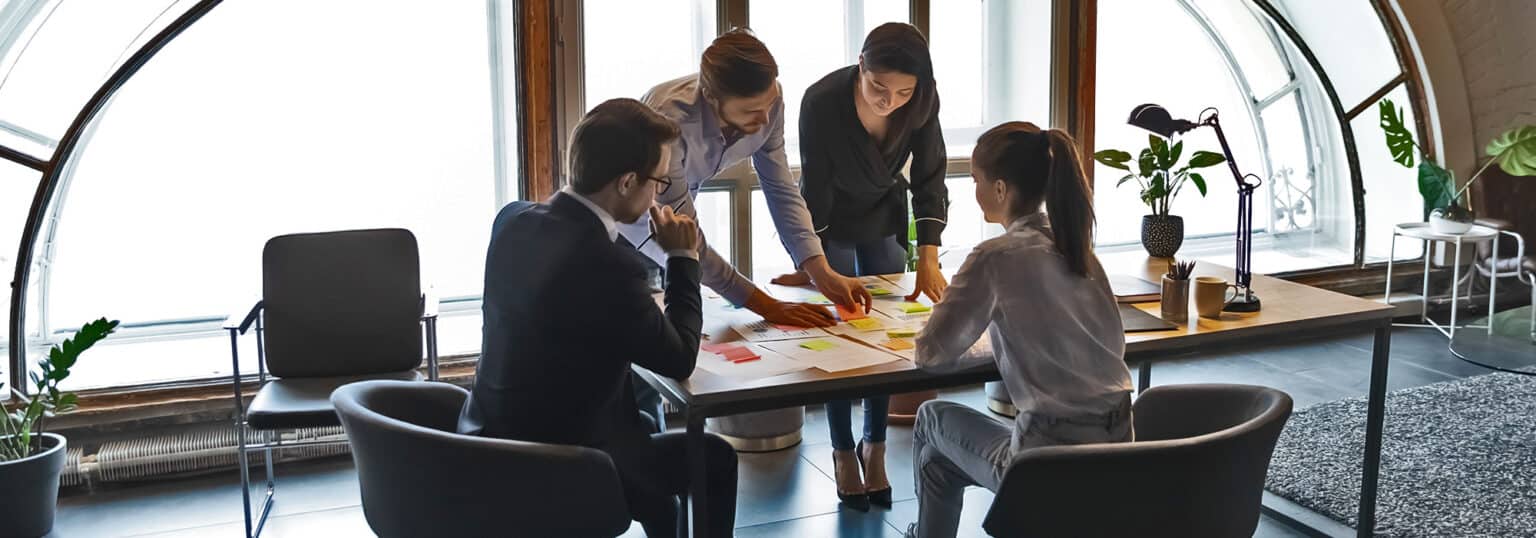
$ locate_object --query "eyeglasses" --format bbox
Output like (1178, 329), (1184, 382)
(641, 175), (671, 194)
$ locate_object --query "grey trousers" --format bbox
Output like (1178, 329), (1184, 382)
(910, 398), (1133, 538)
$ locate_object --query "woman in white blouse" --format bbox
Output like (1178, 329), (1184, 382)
(905, 122), (1134, 538)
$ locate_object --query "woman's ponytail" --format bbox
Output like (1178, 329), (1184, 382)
(1043, 129), (1096, 276)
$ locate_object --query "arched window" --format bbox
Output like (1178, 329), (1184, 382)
(1093, 0), (1423, 273)
(4, 0), (519, 390)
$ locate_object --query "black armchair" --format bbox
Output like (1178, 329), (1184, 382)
(332, 380), (631, 538)
(224, 228), (439, 537)
(983, 384), (1293, 538)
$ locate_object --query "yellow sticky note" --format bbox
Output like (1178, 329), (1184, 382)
(807, 294), (833, 305)
(886, 328), (918, 338)
(866, 285), (893, 296)
(799, 339), (837, 351)
(897, 302), (931, 314)
(881, 338), (915, 351)
(848, 318), (883, 331)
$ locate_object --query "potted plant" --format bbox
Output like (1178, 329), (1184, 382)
(1, 318), (117, 537)
(1379, 98), (1536, 234)
(1094, 135), (1227, 257)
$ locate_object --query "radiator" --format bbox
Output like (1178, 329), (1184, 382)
(63, 425), (350, 487)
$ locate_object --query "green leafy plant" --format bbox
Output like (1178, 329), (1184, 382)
(1093, 134), (1227, 216)
(1379, 98), (1536, 217)
(1, 318), (118, 461)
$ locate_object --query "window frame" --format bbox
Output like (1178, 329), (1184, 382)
(1, 0), (1437, 397)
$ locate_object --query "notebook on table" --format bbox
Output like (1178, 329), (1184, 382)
(1110, 274), (1162, 303)
(1119, 304), (1177, 333)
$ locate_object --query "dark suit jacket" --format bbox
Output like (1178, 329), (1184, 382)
(458, 192), (702, 465)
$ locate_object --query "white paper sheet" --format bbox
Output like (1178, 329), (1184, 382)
(758, 337), (905, 373)
(693, 345), (810, 380)
(732, 320), (831, 342)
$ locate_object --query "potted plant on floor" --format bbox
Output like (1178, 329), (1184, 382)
(1, 318), (117, 537)
(1094, 134), (1227, 257)
(1379, 98), (1536, 234)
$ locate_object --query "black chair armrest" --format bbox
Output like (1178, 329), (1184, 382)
(224, 301), (263, 334)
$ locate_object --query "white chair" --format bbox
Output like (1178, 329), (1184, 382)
(1468, 219), (1535, 341)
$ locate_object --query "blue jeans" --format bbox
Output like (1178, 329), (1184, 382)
(823, 235), (906, 450)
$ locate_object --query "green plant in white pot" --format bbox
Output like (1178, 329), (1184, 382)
(1, 317), (117, 538)
(1379, 98), (1536, 234)
(1093, 134), (1226, 257)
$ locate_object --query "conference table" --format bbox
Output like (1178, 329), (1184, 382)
(634, 258), (1395, 537)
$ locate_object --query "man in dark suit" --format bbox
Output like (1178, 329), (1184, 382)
(459, 98), (738, 537)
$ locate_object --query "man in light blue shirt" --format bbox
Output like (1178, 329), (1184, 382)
(618, 29), (872, 326)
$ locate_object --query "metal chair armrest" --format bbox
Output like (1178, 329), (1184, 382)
(421, 290), (440, 381)
(224, 301), (264, 334)
(420, 289), (439, 320)
(1498, 230), (1525, 267)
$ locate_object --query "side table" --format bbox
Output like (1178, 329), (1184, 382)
(1384, 222), (1499, 338)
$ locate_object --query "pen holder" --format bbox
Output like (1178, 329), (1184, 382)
(1160, 276), (1189, 324)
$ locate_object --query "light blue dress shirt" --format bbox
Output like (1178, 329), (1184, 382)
(616, 75), (824, 306)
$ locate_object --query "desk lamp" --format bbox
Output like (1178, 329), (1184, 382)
(1128, 104), (1261, 312)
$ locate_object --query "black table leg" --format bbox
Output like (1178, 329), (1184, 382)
(1138, 361), (1151, 394)
(687, 413), (709, 537)
(1357, 325), (1392, 537)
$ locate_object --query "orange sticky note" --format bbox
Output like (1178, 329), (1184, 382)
(881, 338), (915, 351)
(836, 304), (868, 321)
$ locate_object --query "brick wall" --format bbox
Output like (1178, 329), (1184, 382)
(1440, 0), (1536, 244)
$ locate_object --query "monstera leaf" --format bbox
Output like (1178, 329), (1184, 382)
(1417, 161), (1453, 217)
(1379, 99), (1416, 168)
(1485, 126), (1536, 177)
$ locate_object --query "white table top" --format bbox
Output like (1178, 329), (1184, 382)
(1393, 222), (1498, 242)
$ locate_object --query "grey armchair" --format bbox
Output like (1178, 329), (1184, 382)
(983, 384), (1293, 538)
(331, 380), (631, 538)
(224, 228), (439, 537)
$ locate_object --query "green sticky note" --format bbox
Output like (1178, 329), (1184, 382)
(807, 294), (833, 305)
(865, 285), (892, 296)
(799, 339), (837, 351)
(897, 302), (931, 314)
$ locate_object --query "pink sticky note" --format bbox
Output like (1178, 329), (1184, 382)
(721, 346), (758, 361)
(701, 342), (733, 354)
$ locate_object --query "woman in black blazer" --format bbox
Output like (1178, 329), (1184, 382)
(777, 22), (948, 511)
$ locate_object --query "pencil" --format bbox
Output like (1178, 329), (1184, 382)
(634, 198), (689, 250)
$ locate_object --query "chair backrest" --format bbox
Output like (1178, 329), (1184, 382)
(262, 229), (422, 378)
(982, 384), (1293, 538)
(331, 380), (631, 538)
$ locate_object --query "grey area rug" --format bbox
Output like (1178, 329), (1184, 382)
(1265, 371), (1536, 537)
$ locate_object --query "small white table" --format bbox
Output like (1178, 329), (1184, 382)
(1385, 222), (1500, 338)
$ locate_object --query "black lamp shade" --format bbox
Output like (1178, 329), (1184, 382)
(1128, 104), (1197, 137)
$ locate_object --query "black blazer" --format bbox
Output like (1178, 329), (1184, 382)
(799, 65), (948, 246)
(458, 192), (702, 456)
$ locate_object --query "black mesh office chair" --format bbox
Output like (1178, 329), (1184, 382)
(224, 228), (439, 538)
(983, 384), (1293, 538)
(332, 380), (631, 538)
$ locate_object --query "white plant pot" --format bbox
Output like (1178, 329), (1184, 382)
(1429, 214), (1473, 235)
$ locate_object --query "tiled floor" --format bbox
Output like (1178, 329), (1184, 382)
(49, 328), (1469, 537)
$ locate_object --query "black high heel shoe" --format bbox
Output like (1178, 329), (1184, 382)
(857, 441), (893, 508)
(832, 450), (870, 512)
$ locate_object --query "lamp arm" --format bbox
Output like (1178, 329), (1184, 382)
(1200, 113), (1257, 292)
